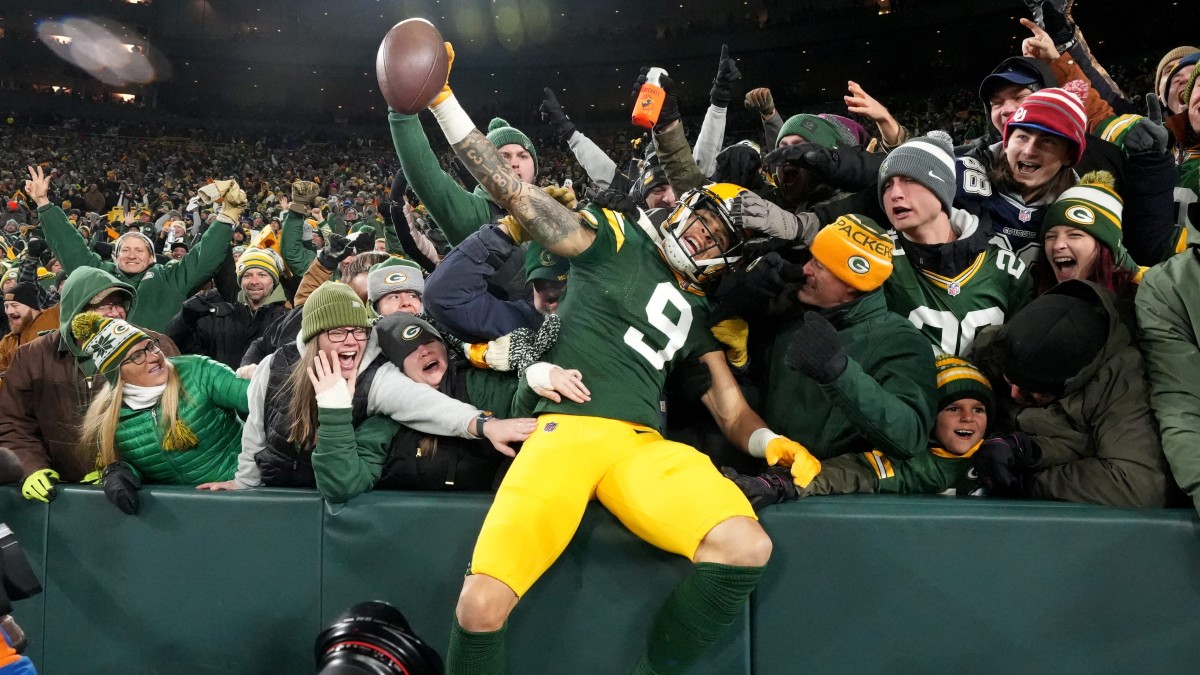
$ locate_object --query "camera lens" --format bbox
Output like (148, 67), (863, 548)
(315, 601), (442, 675)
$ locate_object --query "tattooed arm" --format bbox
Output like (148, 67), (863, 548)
(428, 89), (595, 257)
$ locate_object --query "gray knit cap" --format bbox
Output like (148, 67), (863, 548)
(367, 257), (424, 305)
(877, 132), (957, 215)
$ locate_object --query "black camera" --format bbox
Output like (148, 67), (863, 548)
(315, 601), (442, 675)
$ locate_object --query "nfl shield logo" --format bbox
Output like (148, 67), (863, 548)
(1019, 208), (1032, 223)
(947, 282), (961, 297)
(544, 422), (557, 432)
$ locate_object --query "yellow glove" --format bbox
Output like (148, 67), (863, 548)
(214, 181), (247, 226)
(710, 318), (749, 369)
(21, 468), (60, 503)
(430, 42), (457, 108)
(498, 214), (526, 244)
(81, 469), (102, 484)
(464, 342), (489, 369)
(765, 437), (822, 488)
(542, 185), (578, 210)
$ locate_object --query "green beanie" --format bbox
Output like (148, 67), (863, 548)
(301, 282), (372, 343)
(775, 114), (857, 149)
(934, 354), (992, 412)
(524, 241), (569, 283)
(487, 118), (539, 176)
(1041, 171), (1140, 276)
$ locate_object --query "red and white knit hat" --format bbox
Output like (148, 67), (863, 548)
(1003, 86), (1088, 165)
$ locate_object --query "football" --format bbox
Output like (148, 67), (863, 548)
(375, 18), (449, 114)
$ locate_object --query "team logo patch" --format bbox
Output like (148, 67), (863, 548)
(385, 271), (408, 284)
(1065, 205), (1095, 226)
(1011, 108), (1028, 123)
(543, 422), (557, 432)
(847, 255), (871, 275)
(401, 325), (422, 340)
(539, 250), (557, 267)
(112, 323), (131, 335)
(947, 281), (961, 297)
(1018, 208), (1033, 223)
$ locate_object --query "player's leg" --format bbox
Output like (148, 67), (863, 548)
(447, 415), (614, 675)
(597, 436), (770, 675)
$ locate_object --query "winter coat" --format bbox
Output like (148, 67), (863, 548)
(751, 289), (937, 461)
(38, 203), (233, 332)
(972, 280), (1170, 507)
(0, 304), (60, 376)
(165, 285), (290, 370)
(1135, 247), (1200, 512)
(0, 267), (179, 481)
(112, 355), (249, 484)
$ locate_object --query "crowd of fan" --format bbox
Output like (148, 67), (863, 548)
(0, 2), (1198, 523)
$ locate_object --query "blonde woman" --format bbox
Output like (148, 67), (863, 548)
(73, 312), (250, 514)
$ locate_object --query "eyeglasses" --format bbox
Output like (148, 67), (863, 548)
(121, 340), (162, 368)
(87, 300), (125, 313)
(326, 327), (369, 343)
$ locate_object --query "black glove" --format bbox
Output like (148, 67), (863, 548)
(390, 168), (407, 207)
(670, 355), (713, 402)
(709, 44), (742, 108)
(631, 67), (680, 132)
(539, 88), (577, 140)
(721, 466), (798, 511)
(1035, 0), (1076, 50)
(764, 142), (838, 175)
(972, 432), (1042, 498)
(586, 188), (641, 222)
(24, 238), (47, 262)
(102, 461), (141, 515)
(1124, 94), (1170, 156)
(710, 252), (803, 323)
(784, 311), (848, 384)
(318, 232), (354, 269)
(181, 289), (218, 323)
(712, 144), (762, 189)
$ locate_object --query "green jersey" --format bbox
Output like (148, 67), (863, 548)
(862, 448), (983, 496)
(536, 205), (721, 429)
(884, 245), (1033, 356)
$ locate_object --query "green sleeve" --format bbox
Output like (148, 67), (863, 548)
(280, 210), (316, 276)
(818, 339), (936, 461)
(311, 409), (397, 503)
(160, 220), (233, 297)
(196, 356), (251, 415)
(37, 204), (112, 274)
(510, 370), (541, 418)
(382, 215), (405, 256)
(798, 454), (878, 497)
(389, 112), (492, 245)
(1137, 267), (1200, 512)
(465, 369), (521, 419)
(877, 451), (968, 495)
(652, 122), (707, 196)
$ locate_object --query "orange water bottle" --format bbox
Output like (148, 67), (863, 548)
(632, 67), (669, 129)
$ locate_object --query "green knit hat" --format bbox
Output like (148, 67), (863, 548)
(301, 282), (372, 343)
(775, 114), (857, 149)
(236, 247), (281, 285)
(1041, 171), (1140, 276)
(487, 118), (539, 175)
(934, 354), (992, 412)
(524, 241), (568, 283)
(70, 311), (153, 384)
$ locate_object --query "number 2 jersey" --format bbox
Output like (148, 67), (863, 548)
(884, 219), (1033, 356)
(535, 204), (721, 429)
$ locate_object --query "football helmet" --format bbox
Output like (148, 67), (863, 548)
(658, 182), (748, 284)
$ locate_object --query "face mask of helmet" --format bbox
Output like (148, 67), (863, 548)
(314, 601), (442, 675)
(657, 183), (747, 285)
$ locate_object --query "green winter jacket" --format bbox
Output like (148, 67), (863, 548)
(39, 204), (233, 332)
(114, 355), (250, 484)
(1136, 247), (1200, 513)
(279, 210), (316, 277)
(973, 280), (1170, 508)
(752, 289), (937, 461)
(311, 366), (524, 503)
(389, 112), (499, 246)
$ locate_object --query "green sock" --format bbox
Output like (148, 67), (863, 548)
(637, 562), (765, 675)
(446, 618), (507, 675)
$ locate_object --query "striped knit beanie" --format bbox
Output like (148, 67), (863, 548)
(1004, 87), (1088, 165)
(71, 311), (152, 383)
(367, 257), (424, 305)
(877, 132), (957, 214)
(1156, 47), (1200, 100)
(934, 354), (992, 412)
(236, 247), (281, 285)
(1041, 171), (1141, 277)
(487, 118), (539, 175)
(809, 214), (893, 292)
(775, 114), (858, 149)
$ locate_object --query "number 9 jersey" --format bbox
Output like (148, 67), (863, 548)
(535, 204), (721, 429)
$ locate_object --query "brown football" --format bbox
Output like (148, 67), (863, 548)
(375, 18), (449, 114)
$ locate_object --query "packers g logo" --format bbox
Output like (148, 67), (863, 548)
(385, 272), (408, 284)
(112, 323), (131, 335)
(1065, 205), (1095, 226)
(401, 325), (422, 341)
(848, 256), (871, 275)
(539, 251), (558, 267)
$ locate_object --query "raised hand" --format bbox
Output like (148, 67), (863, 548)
(1019, 17), (1059, 63)
(24, 165), (51, 207)
(709, 44), (742, 108)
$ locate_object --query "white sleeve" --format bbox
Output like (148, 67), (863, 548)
(566, 130), (618, 190)
(692, 104), (728, 177)
(368, 364), (480, 439)
(233, 353), (272, 488)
